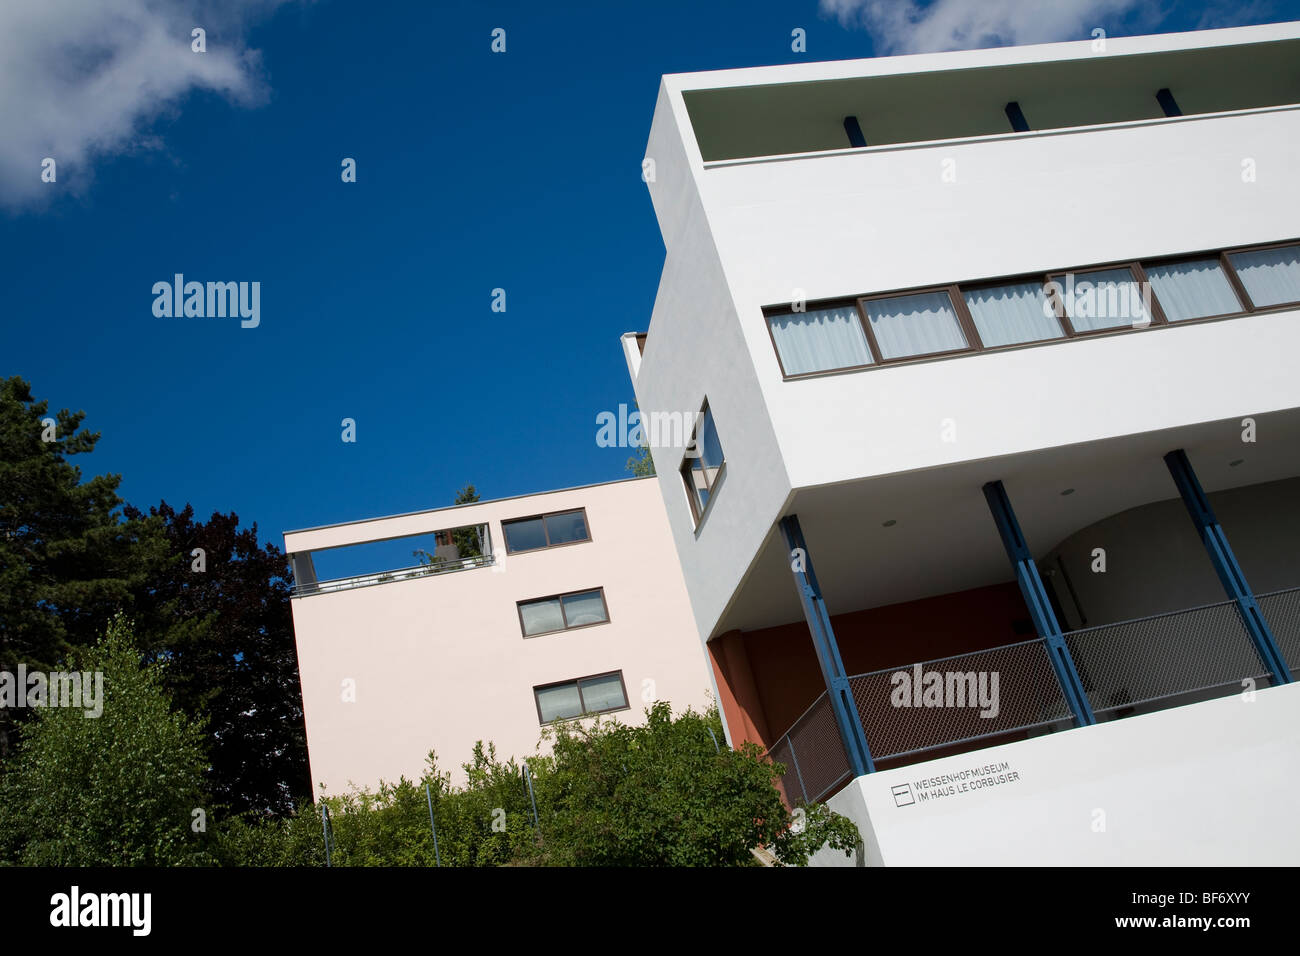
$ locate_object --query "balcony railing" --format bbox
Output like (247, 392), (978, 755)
(767, 594), (1293, 806)
(291, 553), (495, 598)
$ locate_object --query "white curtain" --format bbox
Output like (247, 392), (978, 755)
(537, 683), (583, 722)
(964, 281), (1062, 346)
(768, 305), (872, 375)
(1145, 259), (1242, 321)
(520, 598), (564, 636)
(561, 590), (607, 627)
(865, 291), (967, 359)
(1062, 268), (1147, 332)
(1229, 245), (1300, 308)
(579, 674), (626, 713)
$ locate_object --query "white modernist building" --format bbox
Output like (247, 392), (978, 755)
(625, 22), (1300, 865)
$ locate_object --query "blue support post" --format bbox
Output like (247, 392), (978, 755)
(1164, 450), (1292, 684)
(779, 515), (875, 777)
(983, 481), (1096, 726)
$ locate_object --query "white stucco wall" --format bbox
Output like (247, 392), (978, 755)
(811, 681), (1300, 866)
(637, 24), (1300, 642)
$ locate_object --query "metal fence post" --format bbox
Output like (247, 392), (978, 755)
(983, 480), (1096, 726)
(1164, 449), (1292, 684)
(425, 783), (442, 867)
(320, 802), (332, 867)
(780, 514), (875, 777)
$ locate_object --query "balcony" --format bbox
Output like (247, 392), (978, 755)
(768, 586), (1300, 806)
(289, 522), (493, 598)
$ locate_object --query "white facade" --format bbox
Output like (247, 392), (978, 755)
(629, 23), (1300, 864)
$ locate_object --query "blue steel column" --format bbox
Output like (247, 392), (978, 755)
(1164, 449), (1292, 684)
(779, 515), (874, 776)
(983, 481), (1096, 726)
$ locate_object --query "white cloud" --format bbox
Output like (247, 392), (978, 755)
(0, 0), (295, 210)
(820, 0), (1151, 55)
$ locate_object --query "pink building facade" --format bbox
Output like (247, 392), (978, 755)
(284, 477), (712, 796)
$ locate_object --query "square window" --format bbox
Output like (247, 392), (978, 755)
(963, 281), (1063, 347)
(1227, 244), (1300, 308)
(519, 597), (565, 636)
(536, 683), (584, 723)
(768, 305), (873, 375)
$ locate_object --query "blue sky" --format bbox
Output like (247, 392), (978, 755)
(2, 0), (1296, 576)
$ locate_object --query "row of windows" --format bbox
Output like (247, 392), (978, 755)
(533, 670), (629, 724)
(764, 240), (1300, 377)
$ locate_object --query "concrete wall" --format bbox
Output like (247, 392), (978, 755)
(285, 478), (711, 795)
(1045, 477), (1300, 628)
(810, 681), (1300, 866)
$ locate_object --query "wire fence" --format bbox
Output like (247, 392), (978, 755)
(765, 595), (1288, 807)
(1258, 585), (1300, 678)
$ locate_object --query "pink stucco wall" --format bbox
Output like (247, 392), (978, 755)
(285, 478), (711, 796)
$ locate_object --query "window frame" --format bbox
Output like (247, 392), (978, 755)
(533, 670), (630, 725)
(1044, 261), (1169, 335)
(1141, 253), (1247, 323)
(857, 283), (983, 363)
(1222, 239), (1300, 312)
(501, 508), (592, 554)
(762, 238), (1300, 381)
(680, 400), (725, 525)
(516, 587), (610, 638)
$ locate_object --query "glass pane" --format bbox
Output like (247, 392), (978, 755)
(963, 282), (1063, 347)
(698, 408), (724, 473)
(503, 517), (547, 553)
(1145, 259), (1241, 321)
(519, 598), (565, 636)
(579, 673), (627, 714)
(768, 305), (872, 375)
(562, 590), (607, 627)
(687, 458), (709, 513)
(1057, 268), (1150, 331)
(544, 510), (589, 546)
(864, 291), (967, 359)
(1228, 245), (1300, 307)
(537, 683), (583, 722)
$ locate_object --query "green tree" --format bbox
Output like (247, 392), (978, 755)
(532, 702), (857, 866)
(625, 403), (656, 476)
(120, 501), (310, 817)
(0, 616), (216, 866)
(415, 484), (484, 565)
(0, 376), (166, 755)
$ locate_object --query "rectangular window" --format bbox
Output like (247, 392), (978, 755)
(1144, 258), (1242, 322)
(518, 588), (609, 637)
(534, 671), (629, 724)
(502, 509), (590, 554)
(680, 401), (724, 522)
(861, 289), (968, 360)
(1227, 244), (1300, 308)
(962, 281), (1063, 347)
(767, 304), (873, 375)
(1052, 267), (1151, 332)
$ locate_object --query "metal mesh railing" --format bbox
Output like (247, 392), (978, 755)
(764, 692), (851, 806)
(1064, 599), (1270, 717)
(291, 553), (495, 597)
(849, 639), (1072, 762)
(1258, 586), (1300, 677)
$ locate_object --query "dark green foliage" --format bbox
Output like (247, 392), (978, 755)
(0, 376), (166, 754)
(120, 502), (310, 817)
